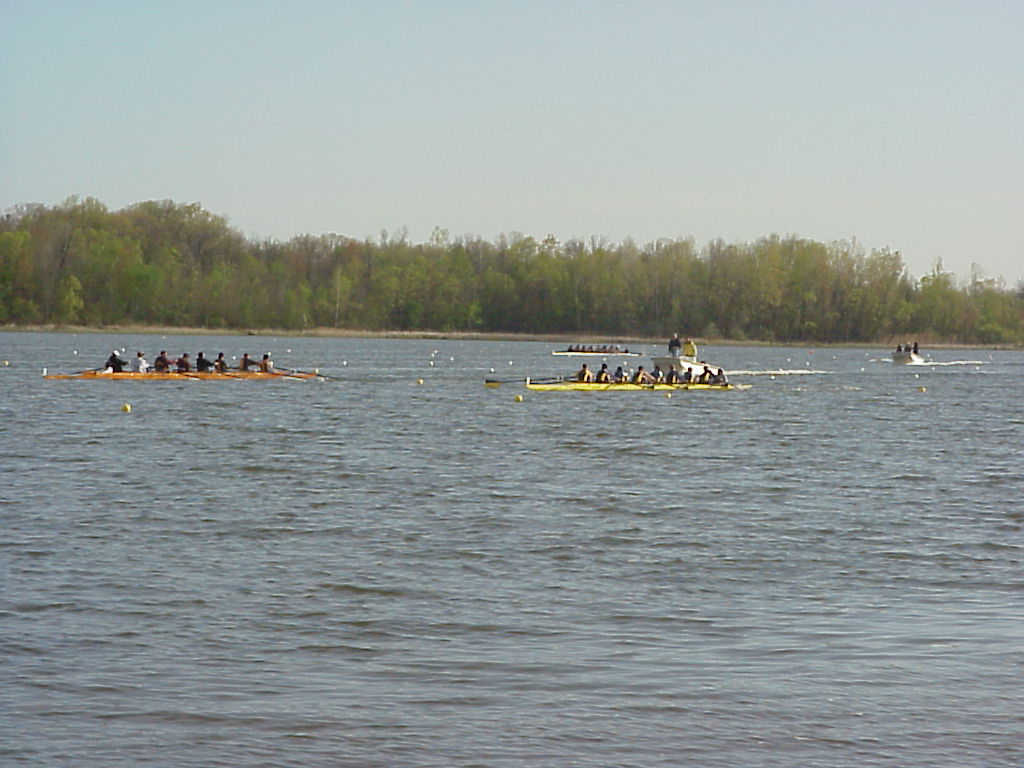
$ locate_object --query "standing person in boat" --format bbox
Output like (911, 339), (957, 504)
(176, 353), (192, 372)
(129, 351), (150, 373)
(239, 353), (257, 371)
(912, 341), (919, 355)
(668, 334), (682, 357)
(575, 363), (594, 382)
(683, 338), (698, 358)
(259, 353), (274, 372)
(213, 352), (228, 372)
(632, 365), (655, 385)
(594, 363), (611, 383)
(104, 350), (127, 373)
(195, 352), (214, 372)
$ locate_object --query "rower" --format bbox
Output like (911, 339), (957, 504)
(104, 350), (127, 373)
(594, 363), (611, 383)
(665, 365), (680, 384)
(195, 352), (214, 372)
(613, 365), (627, 383)
(153, 350), (170, 372)
(129, 351), (150, 373)
(214, 352), (228, 372)
(576, 363), (594, 382)
(177, 353), (192, 372)
(710, 367), (728, 385)
(259, 353), (274, 372)
(632, 365), (654, 385)
(239, 353), (257, 371)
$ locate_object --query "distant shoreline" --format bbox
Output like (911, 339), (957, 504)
(3, 324), (1018, 350)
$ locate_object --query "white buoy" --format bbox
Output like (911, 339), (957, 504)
(509, 361), (514, 366)
(490, 367), (495, 373)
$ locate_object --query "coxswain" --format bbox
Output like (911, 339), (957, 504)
(153, 350), (170, 372)
(594, 363), (611, 383)
(632, 365), (654, 385)
(259, 353), (274, 373)
(214, 352), (228, 372)
(104, 350), (127, 373)
(239, 353), (256, 371)
(195, 352), (214, 372)
(177, 353), (192, 372)
(576, 363), (594, 382)
(129, 351), (150, 373)
(668, 334), (682, 357)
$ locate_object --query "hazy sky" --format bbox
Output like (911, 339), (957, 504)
(3, 0), (1022, 283)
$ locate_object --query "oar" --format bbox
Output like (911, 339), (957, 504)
(485, 375), (566, 387)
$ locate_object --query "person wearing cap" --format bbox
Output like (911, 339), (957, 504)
(104, 350), (127, 373)
(130, 351), (150, 373)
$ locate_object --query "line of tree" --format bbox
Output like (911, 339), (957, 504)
(2, 196), (1022, 343)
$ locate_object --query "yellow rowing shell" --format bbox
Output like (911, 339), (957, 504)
(43, 369), (323, 381)
(525, 379), (735, 391)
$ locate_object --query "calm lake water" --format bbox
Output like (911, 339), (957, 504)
(2, 331), (1022, 767)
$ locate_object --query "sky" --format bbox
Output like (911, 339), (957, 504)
(3, 0), (1022, 283)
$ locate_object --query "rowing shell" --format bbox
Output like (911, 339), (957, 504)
(43, 369), (324, 381)
(525, 378), (736, 391)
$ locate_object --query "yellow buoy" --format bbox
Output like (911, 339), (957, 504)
(664, 392), (672, 399)
(121, 403), (132, 413)
(416, 378), (424, 385)
(514, 394), (523, 402)
(918, 386), (926, 392)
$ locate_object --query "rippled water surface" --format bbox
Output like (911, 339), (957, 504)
(2, 332), (1022, 767)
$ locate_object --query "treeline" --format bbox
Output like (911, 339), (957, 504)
(2, 197), (1022, 343)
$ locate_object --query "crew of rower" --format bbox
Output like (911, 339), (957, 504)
(575, 361), (727, 386)
(895, 341), (920, 354)
(566, 344), (630, 353)
(104, 349), (274, 373)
